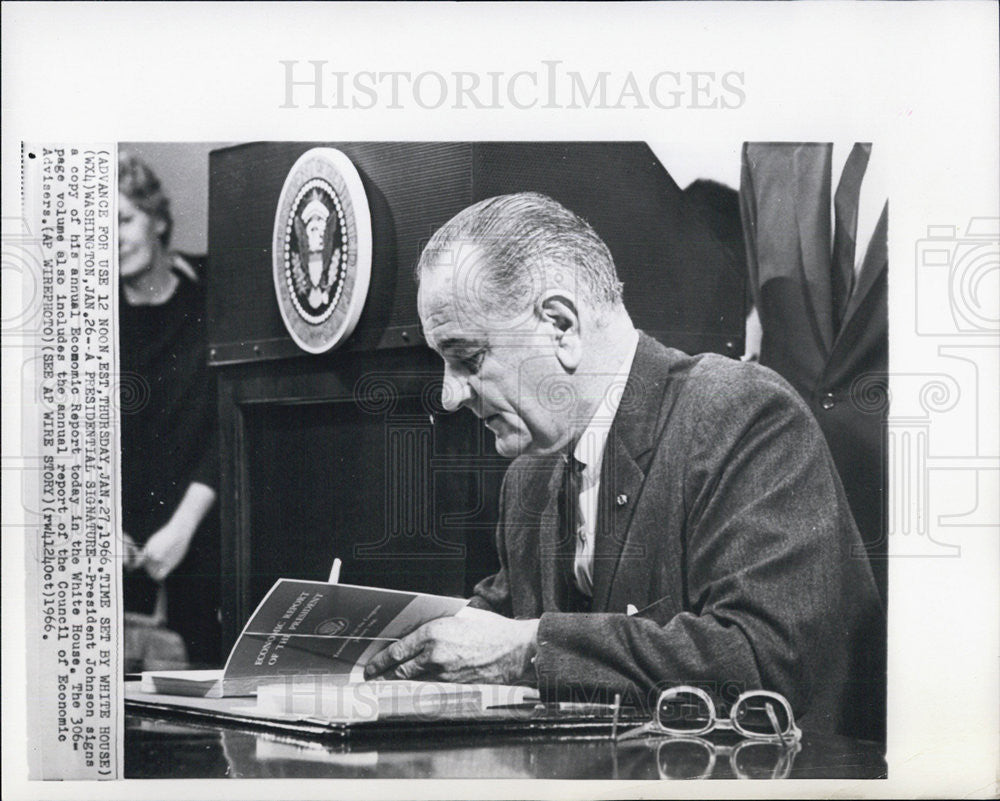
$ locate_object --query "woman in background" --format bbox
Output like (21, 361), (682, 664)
(119, 152), (220, 668)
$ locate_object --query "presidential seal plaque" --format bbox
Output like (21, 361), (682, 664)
(273, 147), (372, 353)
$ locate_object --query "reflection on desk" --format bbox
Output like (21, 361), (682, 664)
(125, 713), (887, 780)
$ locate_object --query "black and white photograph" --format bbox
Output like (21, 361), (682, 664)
(2, 3), (997, 800)
(114, 140), (888, 780)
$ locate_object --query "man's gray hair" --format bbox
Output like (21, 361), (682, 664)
(416, 192), (624, 319)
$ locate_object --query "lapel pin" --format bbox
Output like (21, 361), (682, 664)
(616, 494), (628, 507)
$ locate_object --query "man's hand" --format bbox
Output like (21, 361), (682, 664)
(363, 611), (540, 685)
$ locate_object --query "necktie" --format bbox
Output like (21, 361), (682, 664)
(558, 454), (590, 612)
(831, 142), (871, 329)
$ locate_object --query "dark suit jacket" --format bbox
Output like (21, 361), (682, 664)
(740, 143), (889, 608)
(470, 333), (885, 740)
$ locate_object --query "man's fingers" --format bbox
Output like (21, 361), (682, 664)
(392, 649), (433, 680)
(364, 631), (424, 678)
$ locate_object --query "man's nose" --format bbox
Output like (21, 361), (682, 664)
(441, 368), (473, 412)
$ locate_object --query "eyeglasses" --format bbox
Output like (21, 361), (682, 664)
(615, 685), (801, 745)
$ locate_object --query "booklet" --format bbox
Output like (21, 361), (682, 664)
(141, 578), (470, 697)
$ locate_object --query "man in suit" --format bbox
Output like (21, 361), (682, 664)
(740, 142), (889, 607)
(365, 192), (884, 740)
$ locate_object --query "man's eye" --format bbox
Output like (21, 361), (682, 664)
(460, 351), (485, 373)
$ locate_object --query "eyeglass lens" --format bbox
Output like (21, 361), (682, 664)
(734, 695), (791, 736)
(656, 690), (712, 733)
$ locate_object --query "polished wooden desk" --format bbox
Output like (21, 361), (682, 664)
(125, 707), (886, 780)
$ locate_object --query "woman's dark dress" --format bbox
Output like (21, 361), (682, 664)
(119, 256), (220, 665)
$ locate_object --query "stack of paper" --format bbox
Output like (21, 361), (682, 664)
(139, 669), (224, 697)
(255, 677), (538, 721)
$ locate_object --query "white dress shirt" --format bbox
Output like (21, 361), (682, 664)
(830, 142), (888, 277)
(570, 330), (640, 596)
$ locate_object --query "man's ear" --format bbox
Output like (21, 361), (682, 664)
(537, 291), (582, 371)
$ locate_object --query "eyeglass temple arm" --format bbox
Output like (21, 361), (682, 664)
(764, 702), (788, 746)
